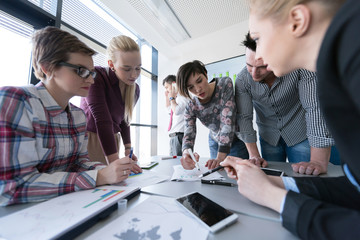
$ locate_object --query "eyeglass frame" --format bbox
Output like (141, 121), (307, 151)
(58, 62), (97, 79)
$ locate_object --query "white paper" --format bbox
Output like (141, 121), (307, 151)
(84, 196), (209, 240)
(0, 186), (139, 240)
(114, 170), (170, 188)
(171, 164), (225, 181)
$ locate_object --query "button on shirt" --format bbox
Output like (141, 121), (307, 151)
(0, 84), (105, 206)
(235, 68), (334, 148)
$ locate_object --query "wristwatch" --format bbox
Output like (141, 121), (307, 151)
(169, 97), (175, 101)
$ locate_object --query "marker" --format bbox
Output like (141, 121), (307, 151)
(201, 179), (234, 187)
(161, 156), (177, 160)
(198, 165), (224, 178)
(187, 148), (200, 171)
(129, 147), (133, 159)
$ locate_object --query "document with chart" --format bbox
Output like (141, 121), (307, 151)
(0, 186), (139, 240)
(171, 164), (225, 181)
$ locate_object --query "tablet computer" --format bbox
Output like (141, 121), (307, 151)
(176, 192), (238, 232)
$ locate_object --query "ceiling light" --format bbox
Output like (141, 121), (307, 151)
(141, 0), (191, 43)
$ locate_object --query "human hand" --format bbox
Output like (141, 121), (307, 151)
(168, 86), (177, 99)
(180, 151), (200, 170)
(221, 156), (287, 212)
(291, 160), (327, 175)
(96, 156), (133, 185)
(205, 159), (221, 169)
(248, 156), (268, 167)
(130, 161), (142, 174)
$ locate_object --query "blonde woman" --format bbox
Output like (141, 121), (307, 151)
(222, 0), (360, 239)
(81, 36), (141, 174)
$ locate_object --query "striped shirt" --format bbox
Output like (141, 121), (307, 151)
(235, 67), (334, 148)
(183, 77), (236, 154)
(0, 84), (105, 206)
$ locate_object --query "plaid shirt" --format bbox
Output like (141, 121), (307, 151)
(0, 83), (105, 206)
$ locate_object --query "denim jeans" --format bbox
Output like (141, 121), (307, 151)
(208, 134), (249, 159)
(260, 137), (341, 165)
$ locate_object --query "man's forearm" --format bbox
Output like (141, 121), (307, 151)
(310, 146), (331, 166)
(245, 142), (261, 158)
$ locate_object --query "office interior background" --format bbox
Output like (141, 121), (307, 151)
(0, 0), (252, 162)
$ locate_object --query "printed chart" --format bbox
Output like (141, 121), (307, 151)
(171, 165), (225, 181)
(115, 170), (169, 188)
(85, 196), (209, 240)
(0, 186), (138, 240)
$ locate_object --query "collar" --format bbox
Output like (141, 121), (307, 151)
(35, 82), (71, 117)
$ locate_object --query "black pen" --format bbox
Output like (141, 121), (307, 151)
(198, 165), (224, 178)
(201, 179), (234, 187)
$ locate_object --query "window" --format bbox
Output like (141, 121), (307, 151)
(0, 10), (33, 87)
(1, 1), (158, 162)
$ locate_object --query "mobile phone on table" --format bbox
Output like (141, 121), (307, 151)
(176, 192), (238, 232)
(140, 161), (158, 169)
(261, 167), (285, 176)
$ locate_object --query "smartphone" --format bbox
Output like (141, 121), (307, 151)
(261, 167), (285, 176)
(172, 82), (177, 92)
(140, 161), (159, 169)
(176, 192), (238, 232)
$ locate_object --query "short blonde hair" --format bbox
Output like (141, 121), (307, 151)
(107, 35), (140, 124)
(32, 26), (96, 81)
(249, 0), (345, 22)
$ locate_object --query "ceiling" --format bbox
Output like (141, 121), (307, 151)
(126, 0), (250, 45)
(100, 0), (250, 61)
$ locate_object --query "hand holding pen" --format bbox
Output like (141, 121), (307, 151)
(128, 147), (142, 174)
(180, 149), (200, 170)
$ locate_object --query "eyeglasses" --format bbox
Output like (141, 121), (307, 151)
(58, 62), (97, 79)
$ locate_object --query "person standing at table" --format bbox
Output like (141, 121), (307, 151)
(176, 60), (249, 170)
(162, 75), (188, 156)
(222, 0), (360, 239)
(0, 27), (135, 206)
(235, 33), (340, 175)
(80, 36), (141, 174)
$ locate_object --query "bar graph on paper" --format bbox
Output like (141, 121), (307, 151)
(0, 186), (138, 240)
(83, 189), (125, 208)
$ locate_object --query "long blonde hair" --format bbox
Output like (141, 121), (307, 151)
(249, 0), (345, 22)
(107, 35), (140, 124)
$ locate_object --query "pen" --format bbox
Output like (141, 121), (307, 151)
(161, 156), (177, 160)
(187, 148), (200, 171)
(198, 165), (224, 178)
(129, 147), (133, 159)
(201, 179), (234, 187)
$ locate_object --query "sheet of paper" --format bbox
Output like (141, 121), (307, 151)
(171, 164), (225, 181)
(114, 170), (170, 188)
(0, 186), (139, 240)
(84, 195), (209, 240)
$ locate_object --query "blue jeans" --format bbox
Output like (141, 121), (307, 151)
(260, 137), (341, 165)
(208, 134), (249, 159)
